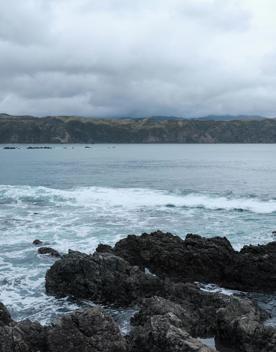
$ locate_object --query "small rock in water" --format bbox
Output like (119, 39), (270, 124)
(272, 231), (276, 235)
(33, 239), (43, 245)
(38, 247), (60, 257)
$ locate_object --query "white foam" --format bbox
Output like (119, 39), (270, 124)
(0, 184), (275, 324)
(1, 185), (276, 214)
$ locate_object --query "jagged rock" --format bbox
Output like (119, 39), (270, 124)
(0, 303), (12, 326)
(216, 296), (276, 352)
(96, 243), (114, 253)
(110, 231), (276, 293)
(0, 319), (47, 352)
(0, 302), (127, 352)
(33, 239), (43, 245)
(112, 231), (235, 284)
(132, 283), (231, 338)
(45, 251), (164, 306)
(47, 308), (127, 352)
(129, 310), (215, 352)
(38, 247), (61, 257)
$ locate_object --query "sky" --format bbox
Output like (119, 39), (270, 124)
(0, 0), (276, 118)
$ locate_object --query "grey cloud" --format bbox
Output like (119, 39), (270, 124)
(0, 0), (276, 117)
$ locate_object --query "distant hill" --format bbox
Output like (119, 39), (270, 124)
(1, 115), (276, 143)
(195, 115), (267, 121)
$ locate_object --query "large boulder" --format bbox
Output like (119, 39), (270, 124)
(46, 250), (164, 306)
(0, 302), (127, 352)
(130, 293), (275, 352)
(216, 296), (276, 352)
(228, 242), (276, 292)
(135, 283), (232, 337)
(47, 308), (127, 352)
(129, 313), (216, 352)
(105, 231), (276, 293)
(109, 231), (236, 284)
(0, 318), (47, 352)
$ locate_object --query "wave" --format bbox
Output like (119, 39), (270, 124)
(0, 185), (276, 214)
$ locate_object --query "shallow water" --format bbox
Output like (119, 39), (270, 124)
(0, 144), (276, 325)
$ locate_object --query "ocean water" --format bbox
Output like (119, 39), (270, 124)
(0, 144), (276, 328)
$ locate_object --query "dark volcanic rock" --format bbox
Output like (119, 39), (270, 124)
(130, 293), (275, 352)
(227, 242), (276, 292)
(0, 303), (127, 352)
(96, 243), (114, 254)
(45, 251), (164, 306)
(129, 312), (216, 352)
(38, 247), (61, 257)
(140, 283), (232, 337)
(0, 303), (12, 326)
(47, 308), (127, 352)
(216, 296), (276, 352)
(33, 239), (43, 246)
(112, 231), (235, 284)
(110, 231), (276, 293)
(0, 318), (47, 352)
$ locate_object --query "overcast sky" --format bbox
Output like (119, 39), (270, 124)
(0, 0), (276, 117)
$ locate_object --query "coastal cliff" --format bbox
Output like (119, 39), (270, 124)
(1, 115), (276, 143)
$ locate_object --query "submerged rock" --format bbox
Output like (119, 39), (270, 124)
(45, 251), (164, 306)
(38, 247), (61, 257)
(33, 239), (43, 246)
(110, 231), (276, 293)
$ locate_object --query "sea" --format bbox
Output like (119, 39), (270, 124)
(0, 143), (276, 333)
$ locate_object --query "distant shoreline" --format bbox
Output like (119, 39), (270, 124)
(1, 115), (276, 143)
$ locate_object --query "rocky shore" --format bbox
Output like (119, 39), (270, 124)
(1, 231), (276, 351)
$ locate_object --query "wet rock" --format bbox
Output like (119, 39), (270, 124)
(0, 318), (47, 352)
(96, 243), (114, 254)
(38, 247), (61, 257)
(112, 231), (235, 283)
(0, 303), (127, 352)
(129, 308), (216, 352)
(228, 242), (276, 292)
(47, 308), (127, 352)
(45, 251), (164, 306)
(0, 302), (12, 326)
(33, 239), (43, 246)
(135, 283), (231, 337)
(216, 296), (276, 352)
(111, 231), (276, 293)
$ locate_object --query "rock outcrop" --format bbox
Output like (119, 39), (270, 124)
(216, 297), (276, 352)
(3, 231), (276, 352)
(129, 311), (216, 352)
(45, 250), (164, 306)
(0, 304), (127, 352)
(104, 231), (276, 293)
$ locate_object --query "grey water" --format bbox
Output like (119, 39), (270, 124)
(0, 144), (276, 328)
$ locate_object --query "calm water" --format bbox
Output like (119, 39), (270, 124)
(0, 144), (276, 326)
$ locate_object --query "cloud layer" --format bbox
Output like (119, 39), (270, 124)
(0, 0), (276, 117)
